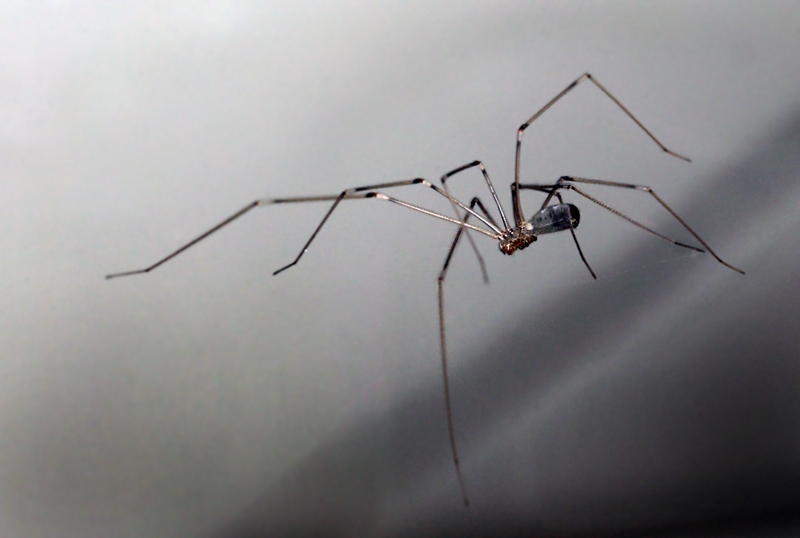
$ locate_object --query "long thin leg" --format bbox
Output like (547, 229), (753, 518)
(442, 161), (510, 230)
(517, 183), (597, 279)
(467, 197), (501, 231)
(272, 179), (500, 275)
(437, 197), (494, 507)
(106, 179), (499, 279)
(513, 73), (691, 225)
(440, 161), (510, 284)
(554, 176), (745, 274)
(524, 180), (705, 255)
(105, 193), (369, 279)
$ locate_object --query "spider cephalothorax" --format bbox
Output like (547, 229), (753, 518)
(499, 228), (537, 255)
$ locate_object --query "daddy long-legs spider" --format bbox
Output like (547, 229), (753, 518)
(106, 73), (744, 506)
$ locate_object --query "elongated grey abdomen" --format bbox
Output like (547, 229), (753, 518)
(528, 203), (580, 235)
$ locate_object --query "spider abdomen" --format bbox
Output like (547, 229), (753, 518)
(527, 203), (580, 235)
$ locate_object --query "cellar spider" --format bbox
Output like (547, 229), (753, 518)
(106, 73), (745, 507)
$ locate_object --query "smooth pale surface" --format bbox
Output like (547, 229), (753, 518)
(2, 2), (800, 537)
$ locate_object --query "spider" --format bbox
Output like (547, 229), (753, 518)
(106, 73), (744, 506)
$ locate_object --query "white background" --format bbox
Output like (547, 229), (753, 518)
(3, 2), (800, 537)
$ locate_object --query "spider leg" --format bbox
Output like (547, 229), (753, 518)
(557, 176), (745, 274)
(514, 73), (691, 225)
(105, 193), (369, 278)
(439, 161), (510, 283)
(106, 179), (499, 279)
(466, 197), (501, 233)
(517, 183), (597, 279)
(272, 179), (500, 275)
(442, 161), (510, 230)
(437, 196), (496, 507)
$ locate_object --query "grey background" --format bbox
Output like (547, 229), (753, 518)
(3, 2), (800, 537)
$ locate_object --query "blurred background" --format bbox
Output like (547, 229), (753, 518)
(3, 1), (800, 537)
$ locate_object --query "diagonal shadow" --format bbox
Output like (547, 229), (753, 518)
(203, 110), (800, 538)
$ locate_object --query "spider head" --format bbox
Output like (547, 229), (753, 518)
(499, 232), (537, 255)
